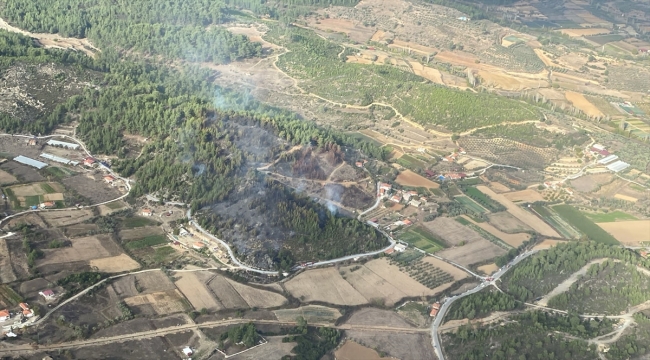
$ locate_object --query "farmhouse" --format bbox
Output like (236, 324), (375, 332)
(19, 303), (33, 318)
(27, 138), (37, 146)
(409, 200), (422, 207)
(193, 242), (206, 250)
(394, 243), (407, 252)
(355, 161), (363, 168)
(179, 227), (190, 236)
(39, 289), (55, 300)
(380, 183), (392, 191)
(430, 302), (441, 317)
(389, 194), (402, 203)
(0, 310), (9, 322)
(425, 170), (435, 178)
(13, 155), (48, 169)
(385, 247), (395, 255)
(142, 208), (153, 216)
(46, 139), (80, 150)
(39, 202), (55, 209)
(182, 347), (193, 356)
(83, 157), (96, 166)
(104, 175), (116, 183)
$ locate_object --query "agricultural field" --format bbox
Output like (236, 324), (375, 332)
(596, 220), (650, 245)
(274, 305), (341, 323)
(458, 138), (558, 170)
(565, 91), (603, 118)
(0, 169), (18, 185)
(476, 186), (560, 238)
(174, 272), (221, 311)
(461, 216), (530, 248)
(559, 28), (611, 37)
(284, 267), (368, 306)
(502, 189), (545, 203)
(487, 211), (533, 234)
(39, 209), (94, 227)
(38, 235), (123, 271)
(397, 225), (446, 253)
(0, 161), (45, 183)
(454, 195), (487, 214)
(335, 341), (396, 360)
(552, 205), (619, 244)
(395, 170), (439, 189)
(584, 95), (622, 117)
(530, 204), (581, 239)
(428, 218), (507, 266)
(62, 173), (123, 204)
(583, 211), (638, 223)
(5, 181), (65, 209)
(396, 154), (427, 171)
(462, 187), (505, 212)
(89, 254), (140, 273)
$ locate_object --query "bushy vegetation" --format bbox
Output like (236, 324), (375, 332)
(271, 26), (538, 133)
(503, 242), (648, 302)
(282, 322), (341, 360)
(444, 311), (610, 360)
(547, 261), (650, 315)
(219, 323), (259, 349)
(607, 313), (650, 360)
(57, 272), (107, 298)
(446, 288), (522, 320)
(471, 123), (590, 149)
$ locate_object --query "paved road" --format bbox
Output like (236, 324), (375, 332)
(0, 318), (426, 354)
(431, 250), (538, 360)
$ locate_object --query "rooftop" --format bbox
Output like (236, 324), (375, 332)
(14, 155), (48, 169)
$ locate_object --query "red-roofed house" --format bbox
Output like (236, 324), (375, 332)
(104, 175), (116, 183)
(380, 183), (392, 191)
(389, 195), (402, 203)
(355, 161), (363, 168)
(430, 302), (441, 317)
(142, 208), (153, 217)
(39, 289), (55, 300)
(0, 309), (10, 321)
(193, 242), (206, 250)
(425, 170), (435, 178)
(19, 303), (29, 311)
(39, 202), (55, 209)
(403, 219), (413, 226)
(83, 157), (96, 167)
(384, 248), (395, 255)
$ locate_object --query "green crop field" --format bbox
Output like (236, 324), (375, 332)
(532, 205), (580, 239)
(398, 226), (446, 253)
(553, 205), (619, 244)
(455, 195), (488, 214)
(122, 216), (159, 229)
(464, 187), (505, 212)
(583, 211), (637, 223)
(40, 183), (56, 194)
(396, 154), (427, 170)
(125, 234), (168, 250)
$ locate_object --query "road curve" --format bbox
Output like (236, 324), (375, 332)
(431, 250), (538, 360)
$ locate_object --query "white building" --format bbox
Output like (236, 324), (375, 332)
(394, 243), (407, 252)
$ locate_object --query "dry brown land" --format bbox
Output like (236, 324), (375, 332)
(477, 263), (498, 275)
(344, 330), (435, 360)
(502, 189), (545, 202)
(38, 235), (113, 266)
(363, 258), (451, 296)
(174, 272), (221, 311)
(124, 290), (186, 315)
(224, 278), (287, 308)
(395, 170), (440, 189)
(477, 70), (547, 90)
(532, 239), (569, 251)
(614, 194), (638, 202)
(335, 341), (398, 360)
(487, 212), (532, 233)
(421, 257), (469, 281)
(119, 226), (164, 240)
(8, 182), (63, 196)
(570, 173), (614, 193)
(204, 274), (248, 309)
(424, 217), (484, 246)
(307, 18), (375, 43)
(0, 238), (17, 283)
(462, 215), (530, 248)
(98, 200), (128, 215)
(476, 186), (560, 237)
(340, 264), (408, 306)
(534, 49), (555, 67)
(435, 240), (506, 266)
(89, 254), (140, 273)
(409, 62), (445, 85)
(39, 209), (94, 227)
(285, 267), (367, 306)
(597, 220), (650, 245)
(489, 182), (511, 193)
(559, 28), (610, 37)
(227, 336), (295, 360)
(0, 169), (17, 185)
(565, 91), (604, 117)
(0, 17), (98, 56)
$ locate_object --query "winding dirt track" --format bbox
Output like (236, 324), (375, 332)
(0, 319), (426, 354)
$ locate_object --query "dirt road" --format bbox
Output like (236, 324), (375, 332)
(537, 258), (608, 306)
(0, 319), (426, 354)
(0, 17), (98, 57)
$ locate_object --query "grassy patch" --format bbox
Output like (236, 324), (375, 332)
(0, 285), (23, 306)
(125, 235), (168, 250)
(24, 195), (41, 207)
(396, 154), (427, 170)
(455, 195), (487, 214)
(40, 183), (56, 194)
(44, 166), (74, 179)
(463, 187), (505, 212)
(153, 246), (177, 263)
(398, 226), (446, 253)
(583, 211), (637, 223)
(122, 216), (158, 229)
(105, 201), (125, 210)
(553, 205), (619, 244)
(348, 132), (382, 146)
(4, 188), (19, 208)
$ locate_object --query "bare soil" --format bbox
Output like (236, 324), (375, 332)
(531, 239), (569, 251)
(487, 212), (533, 234)
(0, 169), (18, 185)
(570, 173), (614, 193)
(335, 340), (398, 360)
(118, 226), (164, 240)
(285, 267), (368, 306)
(344, 331), (435, 360)
(89, 254), (140, 273)
(0, 161), (45, 183)
(477, 263), (499, 275)
(39, 209), (94, 227)
(124, 290), (186, 315)
(597, 220), (650, 245)
(502, 189), (545, 203)
(566, 91), (604, 117)
(274, 305), (342, 323)
(345, 308), (414, 328)
(174, 272), (221, 311)
(37, 234), (119, 267)
(224, 278), (287, 308)
(204, 273), (248, 310)
(62, 172), (123, 203)
(462, 215), (530, 248)
(395, 170), (440, 189)
(476, 186), (560, 237)
(489, 182), (511, 193)
(435, 240), (506, 267)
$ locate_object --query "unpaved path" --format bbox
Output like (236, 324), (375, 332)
(0, 17), (98, 57)
(0, 318), (426, 354)
(537, 258), (608, 306)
